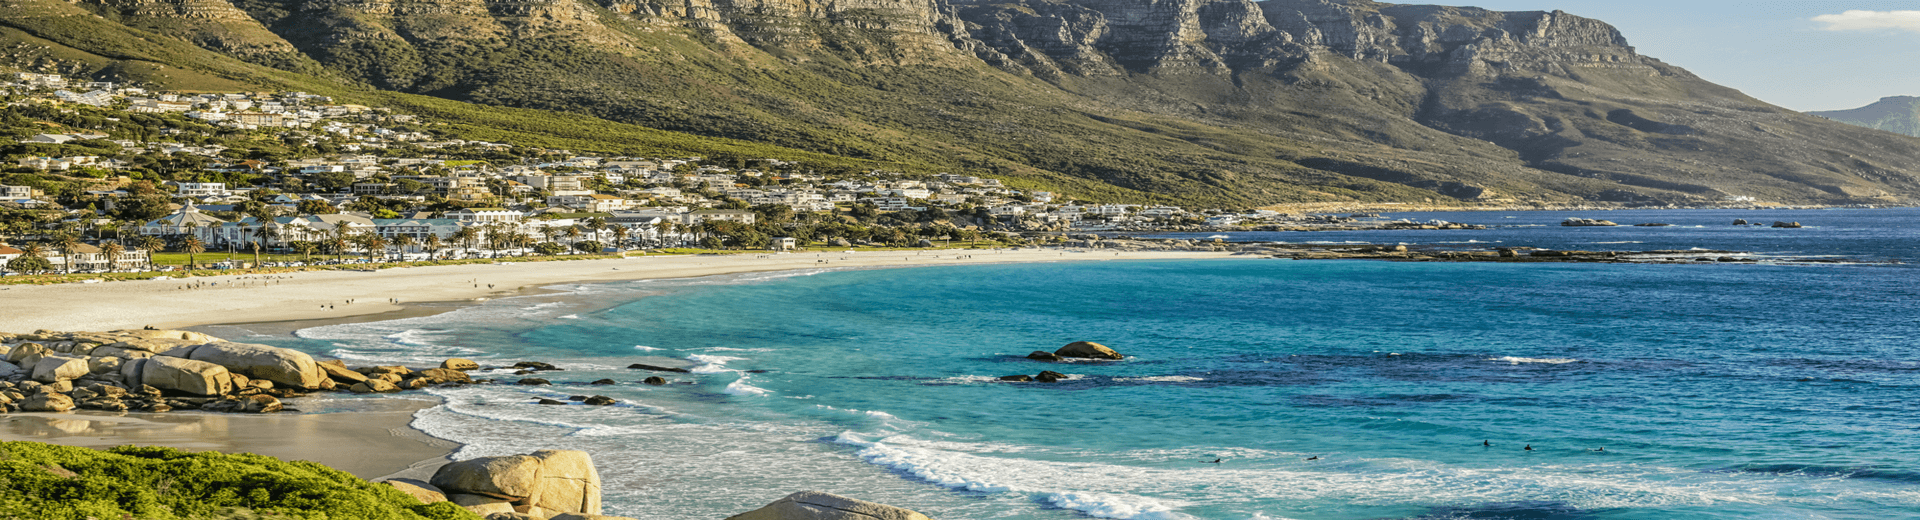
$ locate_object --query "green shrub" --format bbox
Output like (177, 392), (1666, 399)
(0, 442), (481, 520)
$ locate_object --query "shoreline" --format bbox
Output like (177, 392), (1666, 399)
(0, 249), (1243, 333)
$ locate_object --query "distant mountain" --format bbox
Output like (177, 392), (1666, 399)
(1811, 96), (1920, 138)
(5, 0), (1920, 206)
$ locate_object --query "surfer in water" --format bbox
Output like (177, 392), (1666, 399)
(1483, 440), (1491, 447)
(1203, 458), (1223, 464)
(1306, 456), (1319, 461)
(1524, 444), (1534, 452)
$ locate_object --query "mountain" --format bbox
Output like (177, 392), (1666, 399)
(1811, 96), (1920, 138)
(6, 0), (1920, 206)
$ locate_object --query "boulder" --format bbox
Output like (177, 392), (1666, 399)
(1034, 371), (1066, 383)
(382, 478), (448, 504)
(31, 355), (89, 383)
(115, 329), (217, 343)
(513, 362), (560, 371)
(998, 375), (1032, 382)
(235, 394), (283, 413)
(521, 450), (601, 515)
(589, 379), (617, 385)
(1054, 341), (1122, 360)
(1025, 351), (1063, 362)
(42, 381), (72, 393)
(413, 368), (472, 384)
(583, 396), (616, 406)
(123, 357), (234, 396)
(641, 376), (667, 386)
(7, 343), (47, 367)
(450, 494), (516, 516)
(1732, 219), (1749, 225)
(434, 455), (545, 501)
(725, 491), (932, 520)
(87, 356), (123, 375)
(0, 360), (21, 379)
(443, 358), (481, 370)
(350, 379), (400, 393)
(1772, 221), (1803, 228)
(169, 342), (328, 390)
(319, 363), (369, 384)
(537, 399), (567, 405)
(21, 392), (74, 412)
(627, 363), (689, 373)
(517, 378), (551, 386)
(431, 450), (601, 516)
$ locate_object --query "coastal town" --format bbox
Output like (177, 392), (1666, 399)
(0, 73), (1396, 276)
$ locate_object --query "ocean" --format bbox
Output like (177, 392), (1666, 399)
(253, 208), (1920, 520)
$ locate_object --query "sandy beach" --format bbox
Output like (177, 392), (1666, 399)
(0, 249), (1240, 332)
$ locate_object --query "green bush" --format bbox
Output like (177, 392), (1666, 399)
(0, 442), (481, 520)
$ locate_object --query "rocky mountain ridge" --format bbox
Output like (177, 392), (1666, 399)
(1811, 96), (1920, 138)
(7, 0), (1920, 206)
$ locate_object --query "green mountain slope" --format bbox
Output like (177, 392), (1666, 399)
(1811, 96), (1920, 138)
(6, 0), (1920, 206)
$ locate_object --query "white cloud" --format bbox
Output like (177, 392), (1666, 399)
(1812, 10), (1920, 32)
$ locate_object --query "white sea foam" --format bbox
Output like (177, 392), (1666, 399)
(723, 379), (770, 396)
(687, 354), (747, 373)
(702, 347), (774, 352)
(1489, 356), (1580, 365)
(557, 314), (581, 319)
(632, 345), (660, 351)
(1114, 376), (1205, 383)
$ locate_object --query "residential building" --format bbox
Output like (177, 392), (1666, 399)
(448, 208), (523, 223)
(175, 182), (230, 197)
(685, 209), (755, 225)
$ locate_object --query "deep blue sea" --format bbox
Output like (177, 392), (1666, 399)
(255, 208), (1920, 520)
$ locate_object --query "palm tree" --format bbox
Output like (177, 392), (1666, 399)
(251, 225), (278, 268)
(564, 226), (582, 253)
(295, 242), (317, 264)
(135, 235), (164, 271)
(393, 234), (417, 261)
(608, 224), (628, 251)
(51, 233), (81, 274)
(654, 221), (675, 246)
(179, 235), (205, 271)
(181, 221), (199, 241)
(541, 226), (561, 247)
(365, 234), (389, 263)
(423, 234), (444, 261)
(99, 241), (125, 272)
(451, 227), (478, 258)
(18, 243), (47, 274)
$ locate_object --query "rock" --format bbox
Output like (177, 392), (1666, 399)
(589, 379), (617, 385)
(450, 494), (516, 516)
(360, 366), (413, 377)
(1560, 218), (1619, 227)
(583, 396), (616, 406)
(443, 358), (481, 370)
(537, 398), (567, 405)
(642, 376), (667, 385)
(319, 363), (369, 384)
(21, 392), (74, 412)
(432, 450), (601, 515)
(0, 360), (19, 378)
(513, 361), (560, 371)
(1054, 341), (1122, 360)
(349, 379), (400, 393)
(436, 456), (544, 501)
(382, 478), (448, 504)
(627, 363), (690, 373)
(567, 395), (588, 401)
(168, 342), (328, 390)
(485, 513), (542, 520)
(7, 343), (48, 367)
(1732, 219), (1749, 225)
(415, 368), (473, 384)
(31, 355), (89, 383)
(42, 380), (72, 393)
(1025, 351), (1064, 362)
(87, 356), (123, 375)
(725, 491), (931, 520)
(117, 329), (216, 343)
(123, 357), (234, 396)
(1035, 371), (1066, 383)
(998, 375), (1032, 382)
(517, 378), (551, 386)
(404, 378), (432, 389)
(236, 394), (283, 413)
(1772, 221), (1803, 228)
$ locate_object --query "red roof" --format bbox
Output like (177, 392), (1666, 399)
(0, 246), (23, 255)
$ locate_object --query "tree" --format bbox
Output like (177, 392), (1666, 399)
(573, 240), (604, 254)
(393, 234), (417, 260)
(298, 199), (337, 215)
(6, 255), (52, 274)
(252, 225), (278, 268)
(100, 241), (125, 272)
(135, 235), (164, 270)
(51, 233), (80, 274)
(294, 241), (317, 264)
(423, 234), (444, 261)
(608, 225), (628, 251)
(179, 235), (205, 270)
(451, 227), (478, 258)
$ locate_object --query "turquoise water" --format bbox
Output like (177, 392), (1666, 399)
(258, 210), (1920, 520)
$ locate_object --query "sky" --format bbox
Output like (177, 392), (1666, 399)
(1442, 0), (1920, 111)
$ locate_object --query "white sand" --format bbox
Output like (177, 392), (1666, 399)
(0, 249), (1241, 332)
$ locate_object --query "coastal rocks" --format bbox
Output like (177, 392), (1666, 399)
(168, 342), (328, 390)
(590, 379), (617, 385)
(726, 491), (932, 520)
(8, 343), (48, 367)
(642, 376), (667, 385)
(412, 368), (473, 384)
(1025, 351), (1064, 362)
(1732, 219), (1749, 225)
(627, 363), (690, 373)
(583, 396), (616, 406)
(538, 399), (567, 405)
(450, 494), (516, 516)
(998, 375), (1033, 382)
(21, 391), (74, 412)
(350, 380), (400, 393)
(319, 363), (370, 385)
(382, 478), (448, 504)
(30, 355), (89, 383)
(431, 449), (602, 517)
(202, 394), (283, 413)
(514, 362), (561, 371)
(117, 329), (216, 343)
(123, 357), (234, 396)
(1560, 218), (1619, 227)
(0, 360), (19, 379)
(1035, 370), (1066, 383)
(1772, 221), (1803, 228)
(1055, 341), (1123, 360)
(443, 358), (481, 370)
(517, 378), (552, 386)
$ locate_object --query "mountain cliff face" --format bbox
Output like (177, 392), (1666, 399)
(1811, 96), (1920, 138)
(8, 0), (1920, 205)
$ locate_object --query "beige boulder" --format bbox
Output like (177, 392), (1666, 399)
(431, 450), (601, 516)
(413, 368), (472, 384)
(31, 355), (91, 383)
(450, 494), (515, 516)
(349, 379), (400, 393)
(1054, 341), (1123, 360)
(383, 478), (448, 504)
(168, 342), (327, 390)
(7, 343), (47, 367)
(21, 392), (75, 413)
(319, 363), (369, 384)
(726, 491), (932, 520)
(88, 356), (124, 375)
(91, 343), (164, 359)
(443, 358), (481, 370)
(123, 357), (235, 396)
(114, 329), (217, 343)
